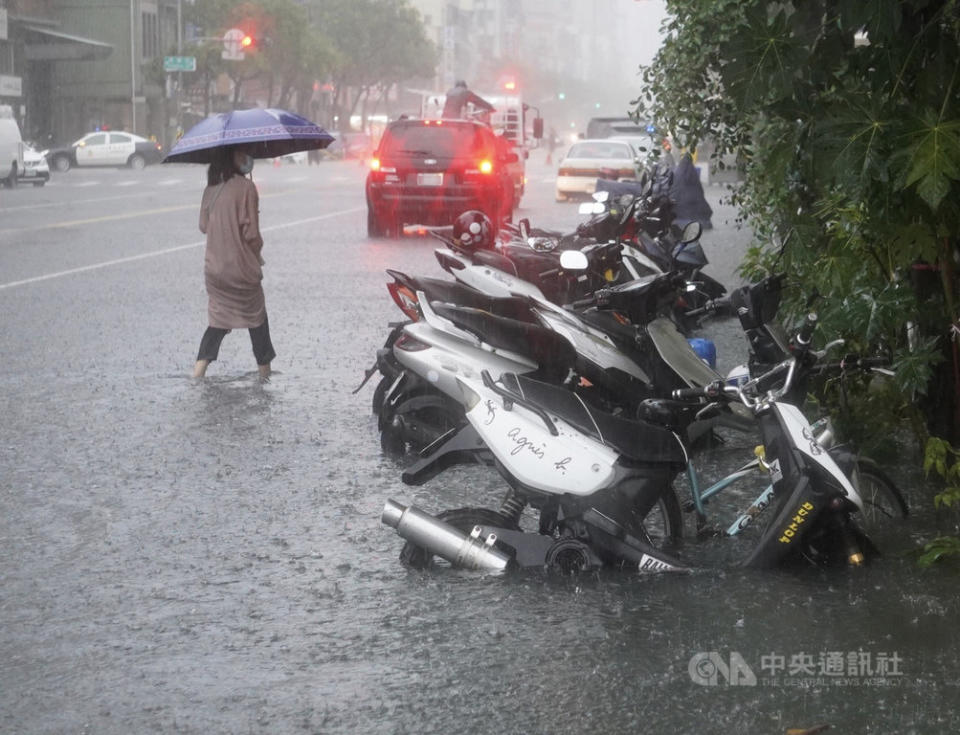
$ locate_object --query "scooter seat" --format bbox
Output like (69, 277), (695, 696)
(432, 304), (578, 383)
(499, 373), (687, 466)
(417, 278), (534, 322)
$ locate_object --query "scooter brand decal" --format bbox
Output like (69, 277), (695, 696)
(507, 427), (546, 459)
(639, 554), (676, 572)
(484, 400), (497, 425)
(777, 501), (815, 544)
(802, 426), (822, 455)
(768, 458), (783, 484)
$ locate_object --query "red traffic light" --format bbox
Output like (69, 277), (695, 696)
(240, 35), (254, 48)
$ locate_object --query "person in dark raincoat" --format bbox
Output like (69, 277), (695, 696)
(441, 80), (495, 119)
(670, 152), (713, 229)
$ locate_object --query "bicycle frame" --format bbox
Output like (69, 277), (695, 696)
(683, 415), (840, 537)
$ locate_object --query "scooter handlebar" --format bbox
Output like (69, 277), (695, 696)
(684, 296), (731, 318)
(671, 381), (728, 401)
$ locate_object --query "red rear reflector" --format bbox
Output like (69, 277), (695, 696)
(395, 333), (430, 352)
(386, 282), (421, 321)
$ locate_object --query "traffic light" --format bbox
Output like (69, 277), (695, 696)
(241, 34), (254, 49)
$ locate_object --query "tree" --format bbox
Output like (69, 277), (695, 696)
(638, 1), (960, 440)
(638, 1), (960, 560)
(187, 0), (337, 112)
(308, 0), (436, 130)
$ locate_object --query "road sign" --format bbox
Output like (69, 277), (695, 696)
(163, 56), (196, 72)
(222, 28), (246, 61)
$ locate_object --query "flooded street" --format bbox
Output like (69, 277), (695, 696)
(2, 159), (959, 733)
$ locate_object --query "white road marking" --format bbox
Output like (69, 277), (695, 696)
(74, 181), (99, 187)
(0, 207), (365, 291)
(114, 180), (138, 187)
(156, 179), (184, 187)
(0, 191), (181, 214)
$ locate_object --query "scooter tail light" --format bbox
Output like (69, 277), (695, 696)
(395, 333), (430, 352)
(386, 282), (421, 321)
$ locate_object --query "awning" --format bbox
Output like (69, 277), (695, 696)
(22, 25), (113, 62)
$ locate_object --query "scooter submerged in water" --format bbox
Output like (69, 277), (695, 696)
(381, 315), (877, 574)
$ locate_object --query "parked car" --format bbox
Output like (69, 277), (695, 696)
(365, 118), (517, 237)
(44, 131), (164, 172)
(18, 144), (50, 186)
(609, 134), (674, 167)
(555, 138), (641, 201)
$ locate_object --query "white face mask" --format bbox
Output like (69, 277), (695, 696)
(237, 153), (254, 175)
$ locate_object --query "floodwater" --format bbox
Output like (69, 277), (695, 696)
(4, 332), (958, 734)
(2, 173), (959, 733)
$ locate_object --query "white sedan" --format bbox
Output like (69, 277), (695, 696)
(555, 139), (641, 201)
(17, 144), (51, 186)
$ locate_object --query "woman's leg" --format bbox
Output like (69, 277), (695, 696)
(194, 327), (229, 377)
(248, 315), (276, 379)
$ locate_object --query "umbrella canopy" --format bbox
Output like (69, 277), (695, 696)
(163, 108), (335, 164)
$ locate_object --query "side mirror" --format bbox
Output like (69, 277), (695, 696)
(532, 117), (544, 139)
(680, 221), (702, 244)
(560, 250), (589, 271)
(518, 218), (531, 239)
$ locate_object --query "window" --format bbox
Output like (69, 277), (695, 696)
(381, 123), (489, 159)
(83, 134), (108, 146)
(142, 10), (159, 60)
(110, 133), (132, 145)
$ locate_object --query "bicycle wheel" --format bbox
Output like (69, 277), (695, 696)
(638, 492), (684, 547)
(853, 458), (909, 530)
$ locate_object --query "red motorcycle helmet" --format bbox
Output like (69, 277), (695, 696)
(453, 210), (494, 250)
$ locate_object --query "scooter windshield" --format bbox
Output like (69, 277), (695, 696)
(647, 317), (722, 387)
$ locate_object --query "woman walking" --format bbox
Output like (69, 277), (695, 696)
(192, 145), (275, 379)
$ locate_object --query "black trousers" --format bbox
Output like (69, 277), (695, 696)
(196, 315), (276, 366)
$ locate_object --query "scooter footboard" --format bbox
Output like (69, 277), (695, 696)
(582, 508), (688, 572)
(740, 475), (829, 569)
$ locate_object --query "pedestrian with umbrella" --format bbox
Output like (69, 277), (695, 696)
(164, 108), (333, 379)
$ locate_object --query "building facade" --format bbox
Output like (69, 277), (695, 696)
(1, 0), (181, 146)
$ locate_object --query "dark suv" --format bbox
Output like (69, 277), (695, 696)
(366, 118), (517, 237)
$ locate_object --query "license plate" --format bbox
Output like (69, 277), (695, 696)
(417, 173), (443, 186)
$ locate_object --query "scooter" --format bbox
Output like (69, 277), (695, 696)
(381, 315), (879, 573)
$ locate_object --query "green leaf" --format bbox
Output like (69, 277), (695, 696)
(898, 112), (960, 210)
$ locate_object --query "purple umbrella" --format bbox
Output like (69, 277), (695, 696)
(163, 107), (334, 164)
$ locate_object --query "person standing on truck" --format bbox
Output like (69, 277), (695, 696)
(441, 80), (495, 119)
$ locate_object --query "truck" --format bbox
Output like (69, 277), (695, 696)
(419, 89), (542, 207)
(0, 105), (25, 188)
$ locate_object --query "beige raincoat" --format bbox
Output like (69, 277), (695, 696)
(198, 175), (266, 329)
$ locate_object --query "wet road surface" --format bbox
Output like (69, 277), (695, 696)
(1, 157), (958, 733)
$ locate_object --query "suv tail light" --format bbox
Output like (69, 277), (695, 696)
(387, 282), (421, 321)
(465, 159), (494, 176)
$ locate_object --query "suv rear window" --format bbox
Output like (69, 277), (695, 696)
(380, 123), (489, 158)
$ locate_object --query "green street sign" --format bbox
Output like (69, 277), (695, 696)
(163, 56), (196, 72)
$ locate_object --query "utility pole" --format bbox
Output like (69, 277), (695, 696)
(130, 0), (137, 133)
(177, 0), (183, 138)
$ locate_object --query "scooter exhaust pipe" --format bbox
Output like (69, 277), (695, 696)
(381, 499), (511, 572)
